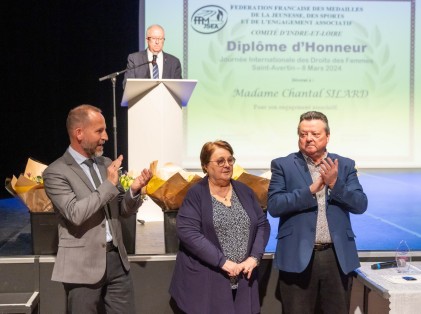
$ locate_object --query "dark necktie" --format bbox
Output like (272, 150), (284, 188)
(83, 159), (117, 245)
(83, 159), (101, 188)
(152, 55), (159, 79)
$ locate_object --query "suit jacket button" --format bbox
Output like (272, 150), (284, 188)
(102, 243), (106, 248)
(101, 223), (105, 228)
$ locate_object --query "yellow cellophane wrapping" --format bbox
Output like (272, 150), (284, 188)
(7, 158), (53, 212)
(145, 161), (271, 211)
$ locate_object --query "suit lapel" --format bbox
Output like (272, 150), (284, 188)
(142, 50), (152, 79)
(162, 52), (168, 78)
(91, 156), (117, 239)
(95, 157), (119, 224)
(63, 151), (95, 191)
(294, 153), (313, 186)
(95, 157), (108, 184)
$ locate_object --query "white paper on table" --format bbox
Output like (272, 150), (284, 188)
(382, 264), (421, 284)
(382, 275), (421, 284)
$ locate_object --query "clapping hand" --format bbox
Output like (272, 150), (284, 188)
(319, 157), (338, 189)
(130, 168), (153, 195)
(107, 155), (124, 185)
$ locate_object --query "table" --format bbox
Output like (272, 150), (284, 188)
(356, 261), (421, 313)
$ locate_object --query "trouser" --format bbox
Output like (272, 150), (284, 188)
(64, 249), (135, 314)
(278, 246), (353, 314)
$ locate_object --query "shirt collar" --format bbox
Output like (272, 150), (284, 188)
(147, 50), (163, 61)
(302, 151), (328, 166)
(68, 145), (92, 166)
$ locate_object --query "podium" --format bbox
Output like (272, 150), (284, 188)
(121, 79), (197, 254)
(122, 79), (197, 171)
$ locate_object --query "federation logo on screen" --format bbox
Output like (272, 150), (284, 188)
(191, 5), (228, 34)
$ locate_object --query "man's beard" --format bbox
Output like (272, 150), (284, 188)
(93, 150), (104, 157)
(82, 140), (104, 157)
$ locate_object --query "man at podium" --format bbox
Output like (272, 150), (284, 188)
(123, 24), (182, 87)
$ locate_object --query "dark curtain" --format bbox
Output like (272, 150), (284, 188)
(1, 0), (140, 198)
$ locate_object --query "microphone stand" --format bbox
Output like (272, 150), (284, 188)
(98, 61), (151, 159)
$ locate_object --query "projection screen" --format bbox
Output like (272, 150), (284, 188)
(143, 0), (420, 169)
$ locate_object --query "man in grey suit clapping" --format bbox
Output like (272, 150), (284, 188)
(43, 104), (152, 313)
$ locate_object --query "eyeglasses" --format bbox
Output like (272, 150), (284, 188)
(209, 157), (236, 167)
(147, 37), (165, 42)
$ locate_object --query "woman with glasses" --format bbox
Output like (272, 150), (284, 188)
(169, 140), (270, 314)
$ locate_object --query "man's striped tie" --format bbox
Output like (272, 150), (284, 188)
(152, 55), (159, 79)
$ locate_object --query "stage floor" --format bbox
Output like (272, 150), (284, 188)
(1, 169), (420, 256)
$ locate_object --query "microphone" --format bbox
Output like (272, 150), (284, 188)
(371, 260), (397, 270)
(126, 59), (153, 71)
(100, 55), (157, 82)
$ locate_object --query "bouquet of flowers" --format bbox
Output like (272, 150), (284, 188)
(6, 158), (53, 212)
(119, 170), (135, 192)
(145, 161), (203, 211)
(232, 164), (271, 210)
(143, 161), (271, 211)
(119, 170), (148, 202)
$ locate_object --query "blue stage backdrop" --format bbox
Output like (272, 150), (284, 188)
(266, 169), (421, 252)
